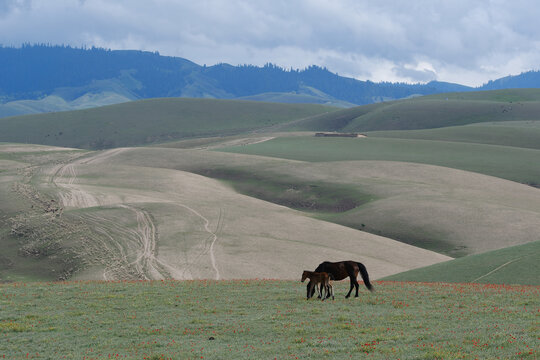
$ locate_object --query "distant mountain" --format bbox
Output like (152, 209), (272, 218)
(480, 70), (540, 90)
(0, 44), (538, 118)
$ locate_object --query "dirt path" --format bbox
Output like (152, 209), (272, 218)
(47, 148), (223, 280)
(52, 148), (127, 208)
(175, 204), (222, 280)
(49, 149), (182, 280)
(471, 257), (524, 283)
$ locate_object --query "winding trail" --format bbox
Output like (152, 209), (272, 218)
(176, 203), (221, 280)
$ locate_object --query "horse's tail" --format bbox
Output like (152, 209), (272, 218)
(356, 262), (373, 291)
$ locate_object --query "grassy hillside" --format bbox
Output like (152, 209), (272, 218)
(278, 88), (540, 132)
(384, 241), (540, 285)
(0, 144), (87, 282)
(0, 280), (537, 359)
(218, 136), (540, 186)
(0, 98), (335, 149)
(368, 120), (540, 150)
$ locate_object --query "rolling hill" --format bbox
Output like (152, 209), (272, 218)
(0, 143), (451, 282)
(383, 241), (540, 285)
(1, 89), (539, 284)
(0, 98), (335, 149)
(276, 88), (540, 132)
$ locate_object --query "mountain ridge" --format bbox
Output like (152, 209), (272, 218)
(0, 44), (538, 118)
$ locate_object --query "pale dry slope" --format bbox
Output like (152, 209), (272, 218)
(39, 146), (451, 280)
(284, 160), (540, 255)
(45, 149), (184, 280)
(107, 145), (540, 256)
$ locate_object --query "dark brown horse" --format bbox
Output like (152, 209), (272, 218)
(308, 260), (373, 298)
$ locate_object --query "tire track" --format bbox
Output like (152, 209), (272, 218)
(49, 147), (222, 280)
(49, 148), (181, 280)
(52, 148), (126, 209)
(175, 203), (222, 280)
(471, 257), (524, 283)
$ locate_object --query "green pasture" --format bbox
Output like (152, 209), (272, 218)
(0, 98), (335, 149)
(280, 88), (540, 132)
(423, 88), (540, 102)
(0, 280), (537, 359)
(368, 121), (540, 150)
(384, 241), (540, 285)
(218, 136), (540, 186)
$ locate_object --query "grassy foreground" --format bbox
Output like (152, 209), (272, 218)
(0, 280), (537, 359)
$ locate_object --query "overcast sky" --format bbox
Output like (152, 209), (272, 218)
(1, 0), (539, 86)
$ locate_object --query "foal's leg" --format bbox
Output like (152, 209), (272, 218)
(306, 281), (312, 299)
(322, 280), (329, 299)
(308, 282), (317, 300)
(328, 284), (334, 300)
(317, 283), (324, 301)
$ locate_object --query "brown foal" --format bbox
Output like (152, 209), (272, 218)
(301, 270), (334, 300)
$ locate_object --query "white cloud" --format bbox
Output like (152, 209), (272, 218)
(1, 0), (539, 86)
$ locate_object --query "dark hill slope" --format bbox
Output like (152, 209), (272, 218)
(279, 89), (540, 132)
(0, 98), (335, 149)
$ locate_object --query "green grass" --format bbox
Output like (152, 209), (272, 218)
(218, 136), (540, 186)
(0, 280), (537, 359)
(368, 121), (540, 150)
(280, 88), (540, 132)
(0, 98), (336, 149)
(422, 88), (540, 102)
(384, 241), (540, 285)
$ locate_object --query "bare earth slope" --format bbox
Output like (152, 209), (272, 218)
(5, 140), (539, 282)
(1, 143), (451, 281)
(106, 145), (540, 257)
(46, 147), (451, 280)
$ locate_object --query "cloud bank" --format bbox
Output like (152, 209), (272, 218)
(1, 0), (539, 86)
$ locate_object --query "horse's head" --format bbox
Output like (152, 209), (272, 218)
(301, 270), (310, 282)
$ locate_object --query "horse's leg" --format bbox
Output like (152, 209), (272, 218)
(345, 277), (355, 298)
(354, 270), (360, 297)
